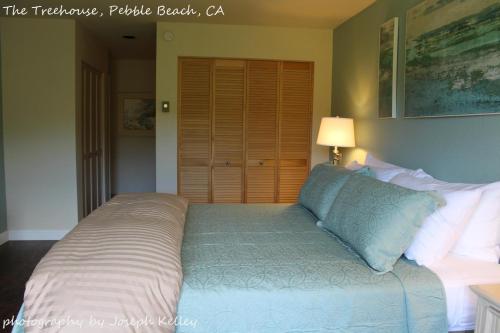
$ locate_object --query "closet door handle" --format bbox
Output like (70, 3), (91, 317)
(225, 161), (231, 167)
(258, 161), (264, 166)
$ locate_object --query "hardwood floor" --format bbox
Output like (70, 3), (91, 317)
(0, 241), (55, 333)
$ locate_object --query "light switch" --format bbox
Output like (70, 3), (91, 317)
(162, 101), (170, 113)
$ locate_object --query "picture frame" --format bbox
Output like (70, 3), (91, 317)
(118, 93), (155, 136)
(378, 17), (399, 119)
(404, 0), (500, 118)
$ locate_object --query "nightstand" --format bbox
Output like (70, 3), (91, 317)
(470, 284), (500, 333)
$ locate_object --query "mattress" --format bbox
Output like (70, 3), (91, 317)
(177, 203), (448, 333)
(429, 255), (500, 332)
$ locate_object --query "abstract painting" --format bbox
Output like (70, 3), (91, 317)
(405, 0), (500, 118)
(119, 93), (155, 136)
(379, 17), (399, 118)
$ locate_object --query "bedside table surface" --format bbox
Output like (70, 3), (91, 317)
(471, 284), (500, 308)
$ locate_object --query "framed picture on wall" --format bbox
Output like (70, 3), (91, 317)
(405, 0), (500, 118)
(378, 17), (399, 119)
(118, 93), (155, 136)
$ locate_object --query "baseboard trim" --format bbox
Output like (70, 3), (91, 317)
(8, 229), (69, 241)
(0, 231), (8, 245)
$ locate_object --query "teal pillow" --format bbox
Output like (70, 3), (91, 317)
(299, 164), (372, 221)
(322, 174), (444, 273)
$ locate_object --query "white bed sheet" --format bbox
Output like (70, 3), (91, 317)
(428, 255), (500, 332)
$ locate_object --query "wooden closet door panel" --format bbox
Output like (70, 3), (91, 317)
(278, 61), (313, 203)
(279, 162), (309, 203)
(246, 61), (279, 160)
(181, 166), (210, 203)
(246, 165), (276, 203)
(211, 60), (245, 203)
(246, 60), (279, 203)
(212, 167), (242, 203)
(178, 59), (212, 202)
(212, 59), (245, 163)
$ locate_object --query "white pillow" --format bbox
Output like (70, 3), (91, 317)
(390, 173), (482, 266)
(347, 154), (428, 182)
(365, 153), (400, 169)
(345, 160), (364, 171)
(391, 172), (500, 263)
(452, 183), (500, 263)
(347, 160), (403, 181)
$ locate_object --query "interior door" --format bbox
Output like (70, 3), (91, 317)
(278, 61), (314, 203)
(178, 57), (313, 204)
(246, 60), (279, 203)
(211, 60), (246, 203)
(178, 58), (213, 203)
(81, 63), (104, 217)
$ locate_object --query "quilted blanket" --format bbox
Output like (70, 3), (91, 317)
(22, 193), (188, 333)
(177, 204), (448, 333)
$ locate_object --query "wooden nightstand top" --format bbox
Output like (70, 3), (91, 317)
(471, 284), (500, 308)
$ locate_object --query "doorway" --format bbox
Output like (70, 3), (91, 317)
(78, 23), (157, 215)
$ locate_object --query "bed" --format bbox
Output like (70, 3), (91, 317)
(13, 200), (449, 333)
(11, 156), (499, 333)
(14, 157), (500, 333)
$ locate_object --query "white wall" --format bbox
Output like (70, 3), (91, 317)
(156, 23), (333, 193)
(111, 59), (156, 194)
(0, 19), (108, 238)
(0, 18), (78, 235)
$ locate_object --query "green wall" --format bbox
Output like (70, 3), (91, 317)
(0, 39), (6, 233)
(333, 0), (500, 183)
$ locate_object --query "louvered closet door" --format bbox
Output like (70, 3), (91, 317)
(246, 60), (279, 203)
(278, 62), (314, 203)
(212, 60), (245, 203)
(178, 59), (212, 203)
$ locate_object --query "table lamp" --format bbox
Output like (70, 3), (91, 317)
(316, 116), (355, 165)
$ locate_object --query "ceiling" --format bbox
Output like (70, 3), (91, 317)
(5, 0), (375, 58)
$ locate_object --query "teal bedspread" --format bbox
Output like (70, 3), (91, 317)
(176, 204), (447, 333)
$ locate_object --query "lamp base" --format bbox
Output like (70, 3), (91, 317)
(332, 146), (342, 166)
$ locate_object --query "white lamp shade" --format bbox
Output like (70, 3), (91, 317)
(316, 117), (355, 148)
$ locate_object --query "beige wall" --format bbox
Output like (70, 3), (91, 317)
(111, 59), (156, 194)
(0, 18), (78, 234)
(156, 22), (333, 193)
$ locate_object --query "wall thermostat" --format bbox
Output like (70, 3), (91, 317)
(163, 31), (174, 41)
